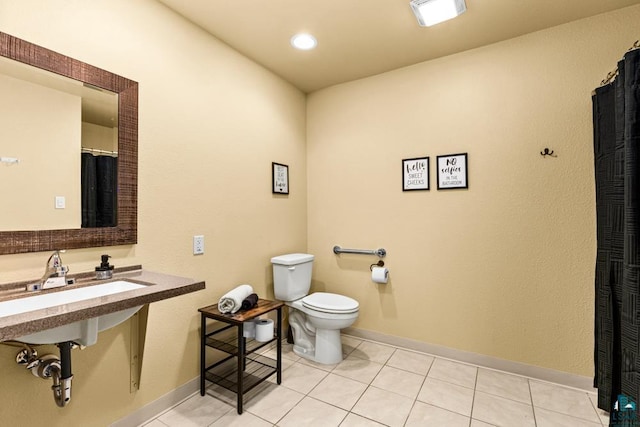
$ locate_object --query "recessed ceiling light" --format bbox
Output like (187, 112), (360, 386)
(409, 0), (466, 27)
(291, 33), (317, 50)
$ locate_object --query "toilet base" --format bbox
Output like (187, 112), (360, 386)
(292, 328), (343, 365)
(286, 302), (357, 366)
(314, 328), (344, 364)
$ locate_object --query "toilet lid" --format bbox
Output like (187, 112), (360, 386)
(302, 292), (359, 314)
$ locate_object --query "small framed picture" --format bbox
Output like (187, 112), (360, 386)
(437, 153), (468, 190)
(272, 162), (289, 194)
(402, 157), (429, 191)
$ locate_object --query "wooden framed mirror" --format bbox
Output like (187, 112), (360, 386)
(0, 32), (138, 255)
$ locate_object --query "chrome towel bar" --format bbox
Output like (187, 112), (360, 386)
(333, 245), (386, 258)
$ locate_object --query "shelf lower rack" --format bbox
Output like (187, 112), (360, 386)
(204, 353), (277, 394)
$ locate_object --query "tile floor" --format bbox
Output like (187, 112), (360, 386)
(141, 335), (610, 427)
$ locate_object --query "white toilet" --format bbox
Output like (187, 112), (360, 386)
(271, 253), (359, 364)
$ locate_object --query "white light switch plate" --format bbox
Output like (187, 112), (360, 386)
(55, 196), (65, 209)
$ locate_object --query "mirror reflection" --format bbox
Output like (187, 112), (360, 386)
(0, 31), (137, 255)
(0, 55), (118, 231)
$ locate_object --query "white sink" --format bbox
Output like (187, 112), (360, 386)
(0, 280), (147, 346)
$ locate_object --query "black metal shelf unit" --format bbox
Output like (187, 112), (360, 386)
(198, 300), (283, 414)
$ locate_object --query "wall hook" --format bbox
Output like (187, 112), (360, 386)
(0, 156), (19, 165)
(540, 148), (557, 158)
(370, 260), (385, 271)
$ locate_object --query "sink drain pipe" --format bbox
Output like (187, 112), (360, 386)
(52, 341), (73, 407)
(13, 341), (75, 407)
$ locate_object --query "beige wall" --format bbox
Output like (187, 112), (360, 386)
(0, 74), (81, 230)
(307, 4), (640, 377)
(0, 0), (306, 426)
(82, 122), (118, 153)
(1, 0), (639, 424)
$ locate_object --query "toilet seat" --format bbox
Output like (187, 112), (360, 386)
(302, 292), (359, 314)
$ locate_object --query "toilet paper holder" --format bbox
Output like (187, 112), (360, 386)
(370, 260), (385, 270)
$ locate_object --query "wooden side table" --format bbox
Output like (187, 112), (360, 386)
(198, 299), (283, 414)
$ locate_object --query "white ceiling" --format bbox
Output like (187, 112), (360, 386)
(157, 0), (640, 93)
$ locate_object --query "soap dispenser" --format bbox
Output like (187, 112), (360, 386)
(95, 254), (114, 280)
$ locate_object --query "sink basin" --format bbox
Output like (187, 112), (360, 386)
(0, 280), (147, 346)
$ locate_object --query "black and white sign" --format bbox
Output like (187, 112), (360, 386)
(402, 157), (430, 191)
(437, 153), (468, 190)
(272, 162), (289, 194)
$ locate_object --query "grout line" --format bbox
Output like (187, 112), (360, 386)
(586, 392), (608, 427)
(469, 362), (479, 427)
(528, 380), (538, 427)
(347, 384), (375, 426)
(406, 356), (429, 427)
(277, 358), (362, 423)
(533, 405), (606, 426)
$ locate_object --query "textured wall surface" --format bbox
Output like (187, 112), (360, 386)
(0, 0), (306, 425)
(307, 4), (640, 377)
(1, 1), (640, 425)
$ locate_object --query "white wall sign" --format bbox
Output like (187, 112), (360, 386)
(437, 153), (468, 190)
(272, 162), (289, 194)
(402, 157), (430, 191)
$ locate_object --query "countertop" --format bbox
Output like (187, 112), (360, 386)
(0, 266), (205, 342)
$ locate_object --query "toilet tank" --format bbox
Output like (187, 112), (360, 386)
(271, 253), (314, 301)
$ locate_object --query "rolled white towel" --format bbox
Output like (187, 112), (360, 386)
(218, 284), (254, 314)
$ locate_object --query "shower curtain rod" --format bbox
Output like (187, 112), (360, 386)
(598, 40), (640, 87)
(81, 147), (118, 156)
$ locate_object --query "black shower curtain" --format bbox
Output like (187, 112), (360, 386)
(81, 153), (117, 228)
(593, 47), (640, 422)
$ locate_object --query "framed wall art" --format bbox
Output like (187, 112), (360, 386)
(437, 153), (468, 190)
(402, 157), (429, 191)
(272, 162), (289, 194)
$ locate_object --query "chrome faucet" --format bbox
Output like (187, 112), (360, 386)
(26, 250), (69, 291)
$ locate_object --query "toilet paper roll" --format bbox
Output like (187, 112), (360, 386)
(254, 319), (274, 342)
(371, 266), (389, 284)
(243, 320), (256, 338)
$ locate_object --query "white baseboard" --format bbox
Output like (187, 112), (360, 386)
(110, 377), (199, 427)
(344, 327), (595, 392)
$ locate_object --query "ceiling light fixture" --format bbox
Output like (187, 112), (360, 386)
(290, 33), (317, 50)
(409, 0), (466, 27)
